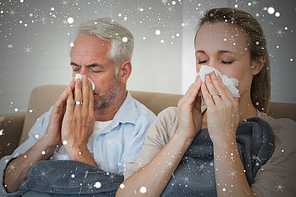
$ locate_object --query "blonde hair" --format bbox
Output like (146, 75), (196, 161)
(195, 8), (270, 113)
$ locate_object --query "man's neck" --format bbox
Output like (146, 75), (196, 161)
(94, 90), (127, 121)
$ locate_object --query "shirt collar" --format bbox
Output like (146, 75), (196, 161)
(108, 91), (138, 130)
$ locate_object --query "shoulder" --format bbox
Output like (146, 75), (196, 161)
(145, 107), (178, 144)
(127, 92), (156, 118)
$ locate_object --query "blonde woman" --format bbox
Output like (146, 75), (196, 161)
(117, 8), (296, 197)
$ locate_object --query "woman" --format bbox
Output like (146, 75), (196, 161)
(117, 8), (296, 197)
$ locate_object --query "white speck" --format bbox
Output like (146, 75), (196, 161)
(256, 41), (259, 45)
(94, 182), (101, 188)
(29, 109), (33, 113)
(71, 174), (75, 178)
(67, 17), (74, 24)
(122, 37), (128, 42)
(24, 45), (33, 54)
(176, 33), (180, 37)
(63, 140), (67, 145)
(222, 188), (226, 191)
(14, 108), (18, 112)
(160, 40), (164, 43)
(0, 129), (4, 135)
(172, 1), (176, 5)
(118, 13), (122, 17)
(224, 38), (227, 41)
(155, 30), (161, 35)
(275, 12), (280, 17)
(267, 7), (275, 15)
(256, 102), (259, 106)
(35, 134), (39, 139)
(8, 44), (13, 48)
(281, 149), (285, 152)
(275, 182), (285, 192)
(20, 0), (24, 3)
(70, 42), (74, 47)
(140, 186), (147, 193)
(120, 184), (125, 188)
(41, 151), (46, 155)
(161, 0), (168, 4)
(51, 7), (55, 11)
(234, 4), (238, 8)
(290, 58), (293, 62)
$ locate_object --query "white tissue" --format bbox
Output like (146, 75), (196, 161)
(196, 65), (240, 97)
(74, 74), (95, 91)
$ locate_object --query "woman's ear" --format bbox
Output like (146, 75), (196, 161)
(251, 56), (265, 75)
(118, 60), (132, 83)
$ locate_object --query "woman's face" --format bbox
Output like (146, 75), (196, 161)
(195, 22), (258, 98)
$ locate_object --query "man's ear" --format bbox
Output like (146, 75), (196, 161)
(251, 56), (265, 75)
(118, 60), (132, 83)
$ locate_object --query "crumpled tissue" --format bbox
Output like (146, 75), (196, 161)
(74, 74), (95, 91)
(196, 65), (240, 97)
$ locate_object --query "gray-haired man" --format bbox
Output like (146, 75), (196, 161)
(0, 18), (155, 195)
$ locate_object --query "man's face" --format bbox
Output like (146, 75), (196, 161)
(70, 33), (122, 110)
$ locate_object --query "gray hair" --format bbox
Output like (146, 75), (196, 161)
(76, 18), (134, 74)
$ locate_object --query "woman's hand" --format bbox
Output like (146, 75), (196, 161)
(61, 75), (95, 160)
(202, 72), (255, 197)
(177, 79), (203, 141)
(201, 72), (239, 144)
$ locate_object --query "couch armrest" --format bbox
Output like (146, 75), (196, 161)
(0, 112), (26, 159)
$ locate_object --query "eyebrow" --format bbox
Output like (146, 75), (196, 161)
(195, 50), (236, 55)
(70, 62), (104, 68)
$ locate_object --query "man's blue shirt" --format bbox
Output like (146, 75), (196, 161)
(0, 91), (155, 195)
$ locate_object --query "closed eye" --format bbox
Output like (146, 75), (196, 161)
(198, 60), (207, 64)
(221, 61), (233, 64)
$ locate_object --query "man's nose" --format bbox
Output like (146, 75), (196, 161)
(79, 67), (91, 77)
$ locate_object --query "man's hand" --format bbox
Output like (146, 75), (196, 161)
(3, 81), (75, 193)
(41, 80), (75, 148)
(61, 75), (97, 166)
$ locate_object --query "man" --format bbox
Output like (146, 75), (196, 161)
(0, 18), (155, 194)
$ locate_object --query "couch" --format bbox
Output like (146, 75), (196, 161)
(0, 85), (296, 159)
